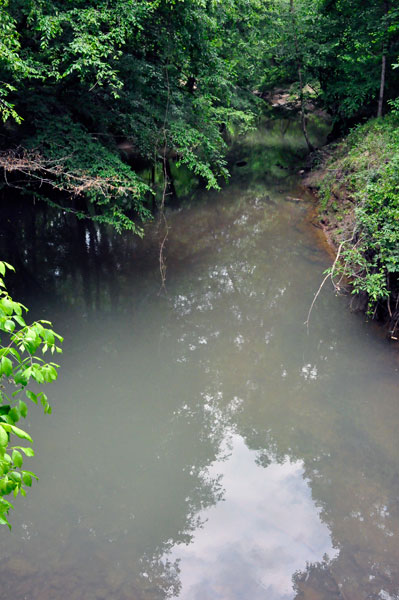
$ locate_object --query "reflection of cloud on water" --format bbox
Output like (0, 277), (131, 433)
(167, 435), (337, 600)
(300, 363), (318, 381)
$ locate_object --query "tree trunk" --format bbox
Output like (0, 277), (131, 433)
(289, 0), (314, 152)
(377, 0), (389, 118)
(298, 66), (315, 152)
(377, 53), (386, 118)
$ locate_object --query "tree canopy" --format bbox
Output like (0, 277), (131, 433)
(0, 0), (269, 231)
(0, 0), (398, 230)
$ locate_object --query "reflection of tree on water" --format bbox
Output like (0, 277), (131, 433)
(157, 193), (399, 598)
(292, 560), (342, 599)
(0, 383), (229, 600)
(0, 194), (135, 314)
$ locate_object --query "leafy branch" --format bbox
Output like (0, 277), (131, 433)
(0, 261), (63, 529)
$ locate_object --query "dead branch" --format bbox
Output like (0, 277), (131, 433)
(305, 237), (351, 332)
(0, 147), (140, 198)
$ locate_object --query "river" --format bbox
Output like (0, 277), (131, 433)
(0, 117), (399, 600)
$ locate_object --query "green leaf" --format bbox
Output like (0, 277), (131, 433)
(43, 329), (55, 345)
(19, 401), (28, 418)
(26, 390), (38, 404)
(8, 407), (20, 423)
(1, 298), (13, 315)
(9, 425), (33, 442)
(31, 368), (44, 384)
(0, 515), (12, 530)
(8, 347), (21, 362)
(0, 356), (13, 377)
(14, 315), (26, 327)
(14, 369), (28, 386)
(12, 450), (23, 468)
(22, 470), (38, 481)
(22, 472), (32, 487)
(18, 447), (34, 457)
(0, 426), (8, 448)
(4, 320), (15, 333)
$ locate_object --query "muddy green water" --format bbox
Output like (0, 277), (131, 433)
(1, 119), (399, 600)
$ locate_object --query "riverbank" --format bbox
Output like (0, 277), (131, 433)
(304, 115), (399, 340)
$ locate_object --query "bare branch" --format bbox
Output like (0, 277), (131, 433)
(0, 147), (140, 198)
(305, 238), (351, 332)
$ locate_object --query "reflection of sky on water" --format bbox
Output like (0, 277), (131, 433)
(169, 434), (337, 600)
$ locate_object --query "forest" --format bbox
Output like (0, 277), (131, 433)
(0, 0), (398, 226)
(1, 0), (399, 561)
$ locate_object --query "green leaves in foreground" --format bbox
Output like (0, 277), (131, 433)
(0, 261), (62, 529)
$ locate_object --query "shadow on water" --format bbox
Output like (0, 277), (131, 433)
(0, 116), (399, 600)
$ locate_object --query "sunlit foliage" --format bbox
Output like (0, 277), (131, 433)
(0, 262), (62, 528)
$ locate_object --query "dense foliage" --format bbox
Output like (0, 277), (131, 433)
(0, 261), (62, 528)
(256, 0), (399, 130)
(0, 0), (269, 231)
(317, 0), (399, 124)
(0, 0), (398, 227)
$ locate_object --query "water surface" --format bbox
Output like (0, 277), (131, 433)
(0, 118), (399, 600)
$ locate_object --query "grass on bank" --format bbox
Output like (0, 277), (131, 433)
(310, 115), (399, 336)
